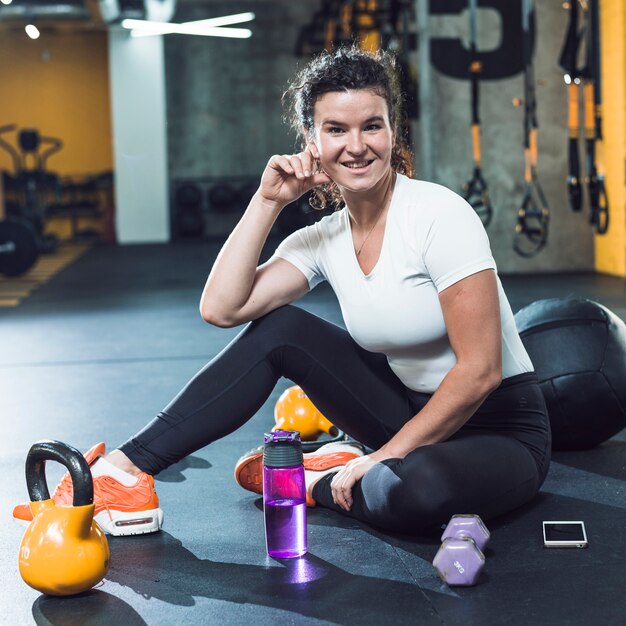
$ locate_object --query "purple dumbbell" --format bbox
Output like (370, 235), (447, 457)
(432, 514), (490, 586)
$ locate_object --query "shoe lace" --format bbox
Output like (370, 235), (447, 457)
(53, 472), (115, 521)
(97, 475), (152, 519)
(51, 472), (74, 505)
(93, 478), (114, 521)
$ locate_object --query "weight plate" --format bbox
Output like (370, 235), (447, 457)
(208, 184), (236, 211)
(0, 218), (39, 277)
(175, 184), (202, 208)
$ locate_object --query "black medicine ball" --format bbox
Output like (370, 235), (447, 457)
(515, 298), (626, 451)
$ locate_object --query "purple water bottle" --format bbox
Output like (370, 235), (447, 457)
(263, 430), (307, 558)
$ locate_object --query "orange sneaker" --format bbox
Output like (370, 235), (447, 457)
(234, 441), (365, 506)
(13, 442), (164, 536)
(235, 445), (265, 495)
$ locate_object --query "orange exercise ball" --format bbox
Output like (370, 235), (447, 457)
(274, 386), (337, 441)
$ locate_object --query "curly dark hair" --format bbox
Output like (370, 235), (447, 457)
(282, 45), (414, 210)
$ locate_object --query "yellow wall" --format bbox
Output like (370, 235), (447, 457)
(0, 27), (112, 177)
(595, 0), (626, 276)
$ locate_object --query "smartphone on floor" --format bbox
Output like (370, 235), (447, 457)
(542, 521), (588, 548)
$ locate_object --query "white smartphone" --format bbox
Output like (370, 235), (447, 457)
(542, 521), (588, 548)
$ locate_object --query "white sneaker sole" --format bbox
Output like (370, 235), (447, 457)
(306, 441), (366, 457)
(94, 507), (164, 536)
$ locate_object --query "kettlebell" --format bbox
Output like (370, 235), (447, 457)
(273, 385), (345, 451)
(18, 440), (110, 596)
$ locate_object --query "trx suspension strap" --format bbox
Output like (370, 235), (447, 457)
(341, 1), (353, 41)
(461, 0), (493, 227)
(514, 0), (550, 258)
(325, 4), (337, 52)
(583, 0), (609, 234)
(558, 0), (583, 212)
(354, 0), (381, 52)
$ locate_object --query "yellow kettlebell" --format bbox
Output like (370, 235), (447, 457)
(18, 440), (110, 596)
(274, 385), (339, 441)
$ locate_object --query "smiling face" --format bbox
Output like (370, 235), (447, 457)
(310, 89), (395, 195)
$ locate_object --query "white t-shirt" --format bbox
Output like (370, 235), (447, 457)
(273, 174), (533, 393)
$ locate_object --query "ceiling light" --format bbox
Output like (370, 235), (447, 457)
(0, 0), (13, 5)
(25, 24), (40, 39)
(121, 12), (255, 38)
(129, 24), (252, 38)
(183, 12), (255, 28)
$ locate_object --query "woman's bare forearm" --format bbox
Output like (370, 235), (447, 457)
(199, 192), (284, 324)
(376, 364), (502, 459)
(199, 147), (330, 326)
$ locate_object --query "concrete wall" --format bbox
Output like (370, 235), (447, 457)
(417, 0), (594, 273)
(165, 1), (312, 180)
(164, 0), (594, 272)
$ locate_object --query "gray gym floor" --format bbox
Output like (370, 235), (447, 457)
(1, 239), (625, 625)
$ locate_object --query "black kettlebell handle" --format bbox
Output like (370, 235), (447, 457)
(25, 440), (94, 507)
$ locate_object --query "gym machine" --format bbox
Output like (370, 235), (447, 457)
(0, 124), (63, 276)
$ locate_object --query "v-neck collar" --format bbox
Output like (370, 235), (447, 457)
(345, 173), (402, 280)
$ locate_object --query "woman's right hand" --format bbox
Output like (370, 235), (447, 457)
(259, 144), (332, 209)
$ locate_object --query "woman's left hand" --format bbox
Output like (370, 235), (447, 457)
(330, 452), (387, 512)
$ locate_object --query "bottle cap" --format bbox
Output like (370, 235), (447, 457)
(263, 430), (303, 468)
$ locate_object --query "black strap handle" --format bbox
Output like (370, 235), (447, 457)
(462, 168), (493, 227)
(567, 137), (582, 212)
(514, 181), (550, 258)
(25, 440), (94, 507)
(589, 176), (609, 234)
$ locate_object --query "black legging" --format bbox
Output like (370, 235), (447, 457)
(120, 305), (551, 534)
